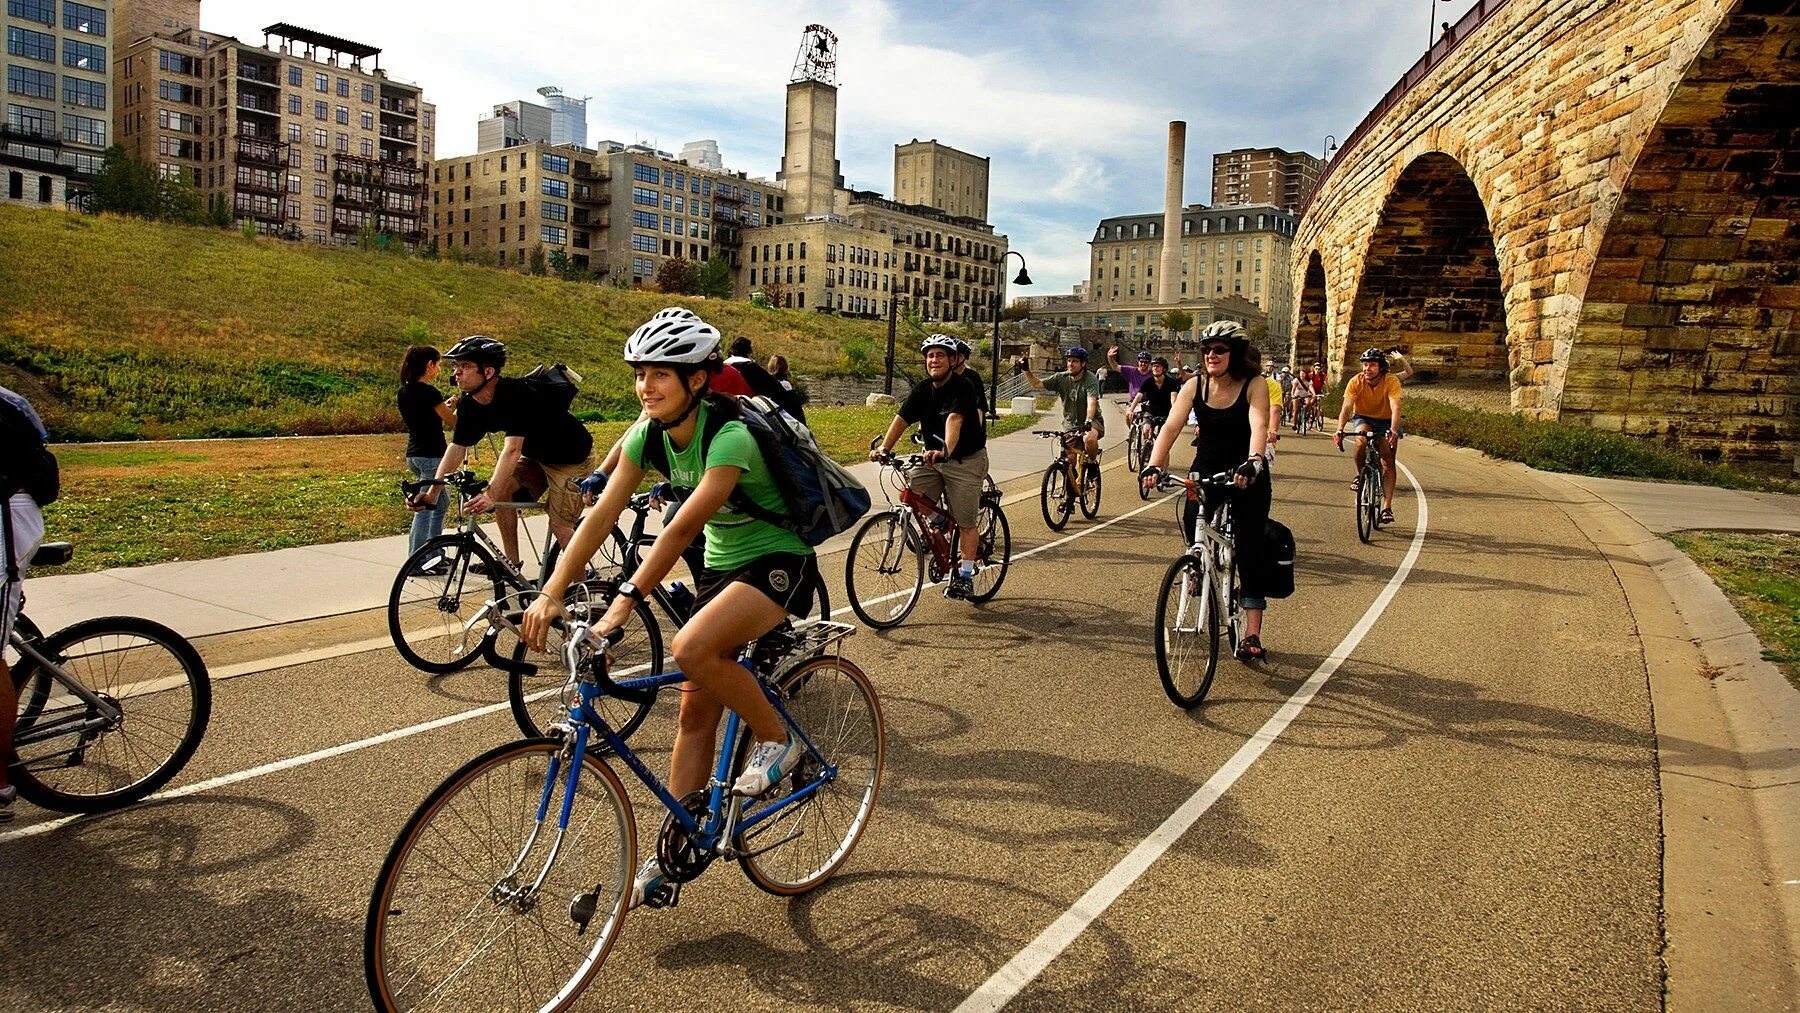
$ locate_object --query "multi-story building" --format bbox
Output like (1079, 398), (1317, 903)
(115, 7), (433, 245)
(894, 138), (988, 222)
(3, 0), (112, 209)
(535, 85), (584, 148)
(429, 138), (787, 280)
(476, 98), (551, 152)
(1082, 204), (1297, 343)
(1211, 147), (1322, 215)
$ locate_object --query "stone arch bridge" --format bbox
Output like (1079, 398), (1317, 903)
(1292, 0), (1796, 468)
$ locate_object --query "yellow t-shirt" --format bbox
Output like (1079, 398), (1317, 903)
(1345, 373), (1402, 419)
(1265, 377), (1283, 408)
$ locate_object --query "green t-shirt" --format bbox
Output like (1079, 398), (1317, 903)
(621, 402), (812, 572)
(1042, 371), (1099, 428)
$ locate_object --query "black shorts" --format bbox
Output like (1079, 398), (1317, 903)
(694, 551), (822, 617)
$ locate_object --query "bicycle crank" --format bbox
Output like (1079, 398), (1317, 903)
(656, 790), (716, 885)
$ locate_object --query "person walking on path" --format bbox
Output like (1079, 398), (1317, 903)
(0, 384), (54, 823)
(398, 345), (456, 569)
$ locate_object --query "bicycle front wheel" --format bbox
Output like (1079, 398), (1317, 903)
(1041, 463), (1072, 531)
(9, 616), (211, 813)
(389, 534), (504, 674)
(966, 502), (1012, 603)
(844, 512), (924, 630)
(1154, 555), (1219, 708)
(1356, 472), (1376, 543)
(1125, 424), (1143, 473)
(1079, 461), (1103, 519)
(508, 597), (661, 740)
(365, 738), (636, 1013)
(737, 656), (885, 895)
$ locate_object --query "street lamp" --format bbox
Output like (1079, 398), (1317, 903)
(1428, 0), (1439, 48)
(1323, 134), (1338, 162)
(990, 251), (1031, 420)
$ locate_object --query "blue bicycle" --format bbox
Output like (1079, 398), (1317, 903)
(363, 614), (884, 1012)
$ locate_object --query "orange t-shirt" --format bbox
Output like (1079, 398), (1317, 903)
(1345, 373), (1401, 419)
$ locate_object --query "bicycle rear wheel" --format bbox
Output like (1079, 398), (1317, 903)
(388, 534), (505, 673)
(966, 502), (1011, 603)
(1041, 464), (1072, 531)
(9, 616), (211, 813)
(1079, 461), (1102, 519)
(736, 656), (884, 895)
(365, 738), (635, 1013)
(508, 596), (662, 740)
(1154, 554), (1219, 708)
(542, 526), (629, 586)
(845, 512), (924, 629)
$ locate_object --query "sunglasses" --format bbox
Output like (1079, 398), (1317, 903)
(1201, 345), (1231, 356)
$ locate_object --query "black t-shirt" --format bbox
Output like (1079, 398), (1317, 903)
(451, 376), (593, 465)
(398, 381), (448, 458)
(956, 367), (987, 414)
(729, 357), (806, 422)
(1137, 374), (1178, 420)
(899, 373), (986, 460)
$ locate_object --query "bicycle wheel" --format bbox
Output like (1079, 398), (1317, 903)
(1040, 463), (1072, 531)
(365, 738), (635, 1013)
(966, 501), (1011, 603)
(542, 525), (629, 586)
(508, 597), (662, 740)
(1371, 471), (1388, 531)
(737, 656), (884, 895)
(388, 534), (504, 674)
(1154, 554), (1218, 708)
(9, 616), (211, 813)
(1125, 423), (1143, 473)
(844, 512), (924, 630)
(1079, 461), (1103, 519)
(8, 613), (49, 730)
(1356, 470), (1376, 543)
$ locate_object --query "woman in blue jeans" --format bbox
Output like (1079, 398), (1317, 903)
(398, 345), (455, 567)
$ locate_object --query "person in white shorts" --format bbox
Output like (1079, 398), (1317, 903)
(1, 385), (53, 823)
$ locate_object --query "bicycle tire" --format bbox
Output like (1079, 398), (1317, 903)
(1372, 471), (1388, 531)
(736, 656), (884, 895)
(542, 525), (629, 586)
(1154, 555), (1218, 708)
(1125, 424), (1143, 473)
(8, 613), (49, 730)
(845, 512), (924, 630)
(508, 598), (662, 740)
(1079, 461), (1102, 519)
(966, 502), (1011, 603)
(1356, 470), (1376, 543)
(1041, 463), (1072, 532)
(8, 616), (211, 813)
(364, 737), (635, 1013)
(388, 534), (505, 674)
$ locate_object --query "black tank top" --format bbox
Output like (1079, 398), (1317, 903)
(1191, 375), (1252, 473)
(1139, 375), (1176, 419)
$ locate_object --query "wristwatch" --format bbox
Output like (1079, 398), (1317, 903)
(615, 581), (647, 603)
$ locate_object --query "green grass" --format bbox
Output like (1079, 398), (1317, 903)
(1666, 531), (1800, 690)
(1313, 392), (1796, 494)
(40, 407), (1036, 573)
(0, 205), (894, 440)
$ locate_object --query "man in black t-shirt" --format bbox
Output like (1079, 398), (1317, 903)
(725, 336), (806, 422)
(411, 336), (596, 567)
(870, 334), (990, 599)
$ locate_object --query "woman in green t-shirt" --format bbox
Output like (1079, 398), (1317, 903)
(523, 307), (819, 909)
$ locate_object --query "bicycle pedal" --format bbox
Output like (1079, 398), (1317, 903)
(644, 882), (682, 910)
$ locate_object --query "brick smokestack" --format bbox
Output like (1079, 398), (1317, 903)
(1159, 121), (1185, 307)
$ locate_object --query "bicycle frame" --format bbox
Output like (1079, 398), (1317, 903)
(6, 627), (126, 743)
(1167, 474), (1241, 641)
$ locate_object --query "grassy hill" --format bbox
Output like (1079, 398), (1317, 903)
(0, 205), (894, 440)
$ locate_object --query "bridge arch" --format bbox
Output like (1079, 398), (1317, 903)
(1345, 152), (1510, 385)
(1292, 250), (1329, 369)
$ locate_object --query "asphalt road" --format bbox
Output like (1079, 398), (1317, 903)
(0, 433), (1663, 1012)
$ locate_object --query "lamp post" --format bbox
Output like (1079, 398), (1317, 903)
(1428, 0), (1438, 48)
(1323, 134), (1338, 162)
(990, 251), (1031, 420)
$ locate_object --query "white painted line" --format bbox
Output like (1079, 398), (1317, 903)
(956, 461), (1430, 1012)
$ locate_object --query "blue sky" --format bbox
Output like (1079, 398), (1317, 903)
(209, 0), (1483, 292)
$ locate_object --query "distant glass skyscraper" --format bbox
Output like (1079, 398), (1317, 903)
(536, 86), (588, 148)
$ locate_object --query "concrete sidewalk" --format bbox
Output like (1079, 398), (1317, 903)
(23, 397), (1133, 638)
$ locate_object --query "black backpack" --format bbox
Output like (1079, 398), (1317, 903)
(519, 363), (581, 412)
(0, 389), (58, 507)
(1259, 519), (1296, 599)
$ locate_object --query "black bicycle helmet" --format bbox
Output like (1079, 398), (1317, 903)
(1359, 347), (1386, 363)
(444, 335), (507, 369)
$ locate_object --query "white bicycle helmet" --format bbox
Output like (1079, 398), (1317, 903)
(1200, 320), (1246, 340)
(623, 308), (721, 366)
(920, 333), (959, 355)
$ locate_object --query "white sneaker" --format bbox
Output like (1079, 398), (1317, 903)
(732, 734), (798, 797)
(628, 857), (665, 910)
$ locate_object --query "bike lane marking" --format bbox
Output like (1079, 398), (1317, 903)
(956, 460), (1430, 1012)
(1, 491), (1180, 845)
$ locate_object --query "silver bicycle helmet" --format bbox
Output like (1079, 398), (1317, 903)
(623, 309), (721, 365)
(1200, 320), (1246, 340)
(921, 333), (959, 355)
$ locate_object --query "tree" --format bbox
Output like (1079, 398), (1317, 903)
(528, 244), (548, 276)
(1160, 309), (1194, 341)
(547, 248), (569, 279)
(760, 274), (787, 308)
(1001, 297), (1033, 322)
(654, 257), (697, 295)
(90, 145), (158, 217)
(242, 218), (259, 240)
(695, 255), (732, 299)
(207, 194), (233, 229)
(157, 173), (205, 224)
(423, 236), (440, 259)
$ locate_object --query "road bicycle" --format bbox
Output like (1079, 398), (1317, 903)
(6, 541), (212, 813)
(1122, 401), (1146, 473)
(1337, 430), (1396, 543)
(506, 486), (829, 737)
(1036, 424), (1101, 531)
(1126, 410), (1168, 501)
(845, 449), (1011, 629)
(1291, 395), (1319, 435)
(388, 471), (595, 674)
(363, 613), (883, 1012)
(1148, 469), (1245, 709)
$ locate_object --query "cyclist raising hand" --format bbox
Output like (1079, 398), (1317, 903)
(1140, 320), (1274, 661)
(522, 308), (821, 909)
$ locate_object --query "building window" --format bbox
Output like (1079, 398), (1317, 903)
(542, 153), (569, 175)
(6, 66), (54, 99)
(631, 210), (656, 229)
(360, 110), (372, 130)
(631, 232), (656, 252)
(313, 100), (327, 119)
(633, 163), (658, 183)
(6, 102), (53, 139)
(541, 178), (568, 198)
(61, 111), (102, 146)
(336, 133), (348, 152)
(314, 154), (326, 171)
(6, 0), (53, 25)
(542, 202), (567, 222)
(314, 180), (326, 198)
(7, 27), (54, 62)
(337, 77), (349, 97)
(313, 128), (327, 147)
(632, 186), (657, 206)
(314, 72), (328, 92)
(359, 138), (372, 157)
(335, 105), (349, 125)
(287, 65), (301, 86)
(59, 1), (105, 36)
